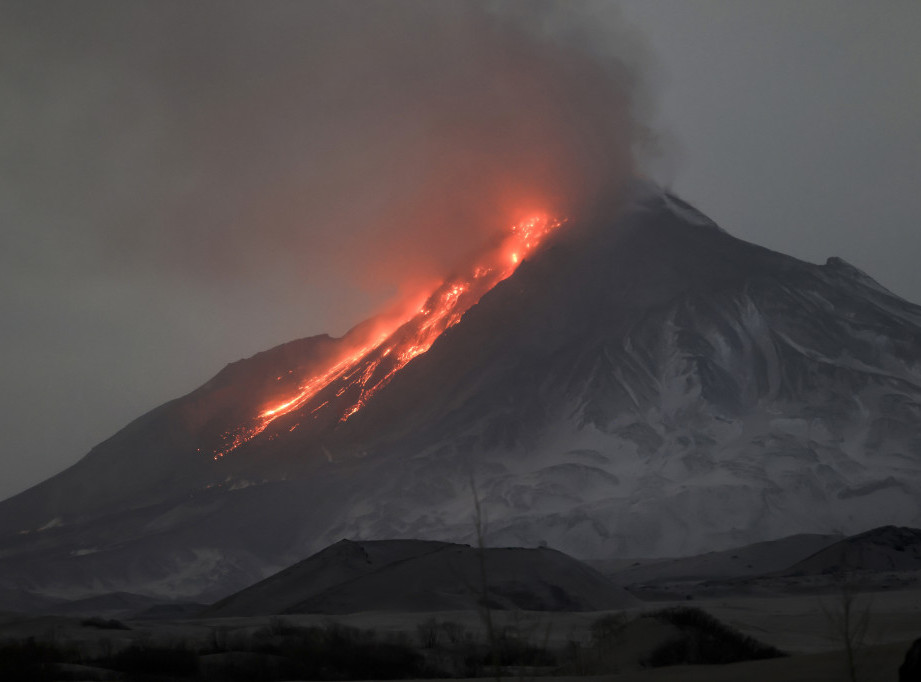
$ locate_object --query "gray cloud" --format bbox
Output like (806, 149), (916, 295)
(0, 1), (648, 499)
(620, 0), (921, 302)
(3, 1), (644, 284)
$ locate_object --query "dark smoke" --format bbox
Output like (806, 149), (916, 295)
(0, 0), (652, 499)
(3, 0), (649, 301)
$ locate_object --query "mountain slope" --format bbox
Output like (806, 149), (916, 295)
(598, 533), (844, 585)
(0, 181), (919, 601)
(777, 525), (921, 576)
(0, 334), (346, 537)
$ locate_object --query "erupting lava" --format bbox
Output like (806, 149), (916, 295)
(214, 214), (565, 458)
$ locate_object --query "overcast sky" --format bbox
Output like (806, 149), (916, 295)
(1, 1), (919, 501)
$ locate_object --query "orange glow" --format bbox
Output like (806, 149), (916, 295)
(213, 213), (565, 458)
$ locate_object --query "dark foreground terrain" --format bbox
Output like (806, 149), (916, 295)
(1, 529), (920, 680)
(0, 586), (918, 681)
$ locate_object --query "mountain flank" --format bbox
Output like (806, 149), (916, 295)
(1, 181), (919, 601)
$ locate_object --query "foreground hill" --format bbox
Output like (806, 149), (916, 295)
(777, 525), (921, 576)
(204, 539), (638, 617)
(612, 525), (921, 599)
(600, 533), (844, 585)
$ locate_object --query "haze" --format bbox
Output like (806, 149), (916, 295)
(1, 0), (919, 501)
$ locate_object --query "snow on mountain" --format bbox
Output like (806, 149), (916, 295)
(0, 181), (918, 601)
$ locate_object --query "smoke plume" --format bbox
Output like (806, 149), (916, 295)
(0, 1), (652, 497)
(4, 0), (649, 317)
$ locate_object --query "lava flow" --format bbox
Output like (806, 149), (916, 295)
(214, 214), (564, 458)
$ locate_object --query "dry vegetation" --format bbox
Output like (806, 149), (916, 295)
(0, 607), (789, 681)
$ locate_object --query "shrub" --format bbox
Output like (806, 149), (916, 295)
(643, 607), (785, 667)
(0, 638), (75, 682)
(590, 612), (628, 647)
(224, 621), (441, 680)
(103, 642), (199, 677)
(439, 620), (470, 645)
(417, 617), (440, 648)
(81, 616), (131, 630)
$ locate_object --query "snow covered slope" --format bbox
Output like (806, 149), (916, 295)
(0, 181), (918, 600)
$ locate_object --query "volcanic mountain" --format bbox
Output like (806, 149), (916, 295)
(1, 180), (919, 602)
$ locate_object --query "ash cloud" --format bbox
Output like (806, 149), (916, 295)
(3, 0), (649, 298)
(0, 1), (652, 499)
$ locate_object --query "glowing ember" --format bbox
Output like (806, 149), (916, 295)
(213, 213), (564, 458)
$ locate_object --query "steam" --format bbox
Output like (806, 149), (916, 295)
(274, 0), (650, 300)
(2, 1), (650, 329)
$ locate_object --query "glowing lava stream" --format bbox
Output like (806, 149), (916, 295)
(214, 214), (565, 459)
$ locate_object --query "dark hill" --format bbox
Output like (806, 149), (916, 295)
(203, 539), (638, 617)
(779, 525), (921, 576)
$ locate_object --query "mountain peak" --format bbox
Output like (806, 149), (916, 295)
(1, 188), (919, 600)
(823, 255), (890, 292)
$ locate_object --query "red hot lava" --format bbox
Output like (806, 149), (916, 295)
(215, 214), (564, 458)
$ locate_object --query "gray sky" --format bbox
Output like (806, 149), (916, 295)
(1, 1), (919, 501)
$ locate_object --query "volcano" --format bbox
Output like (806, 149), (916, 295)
(1, 181), (920, 602)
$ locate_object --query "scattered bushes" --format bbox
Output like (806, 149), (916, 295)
(0, 623), (433, 682)
(590, 612), (629, 647)
(0, 638), (76, 682)
(0, 607), (786, 680)
(642, 606), (785, 667)
(104, 642), (199, 678)
(416, 617), (440, 648)
(411, 616), (558, 677)
(81, 616), (131, 630)
(557, 607), (785, 675)
(206, 619), (438, 680)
